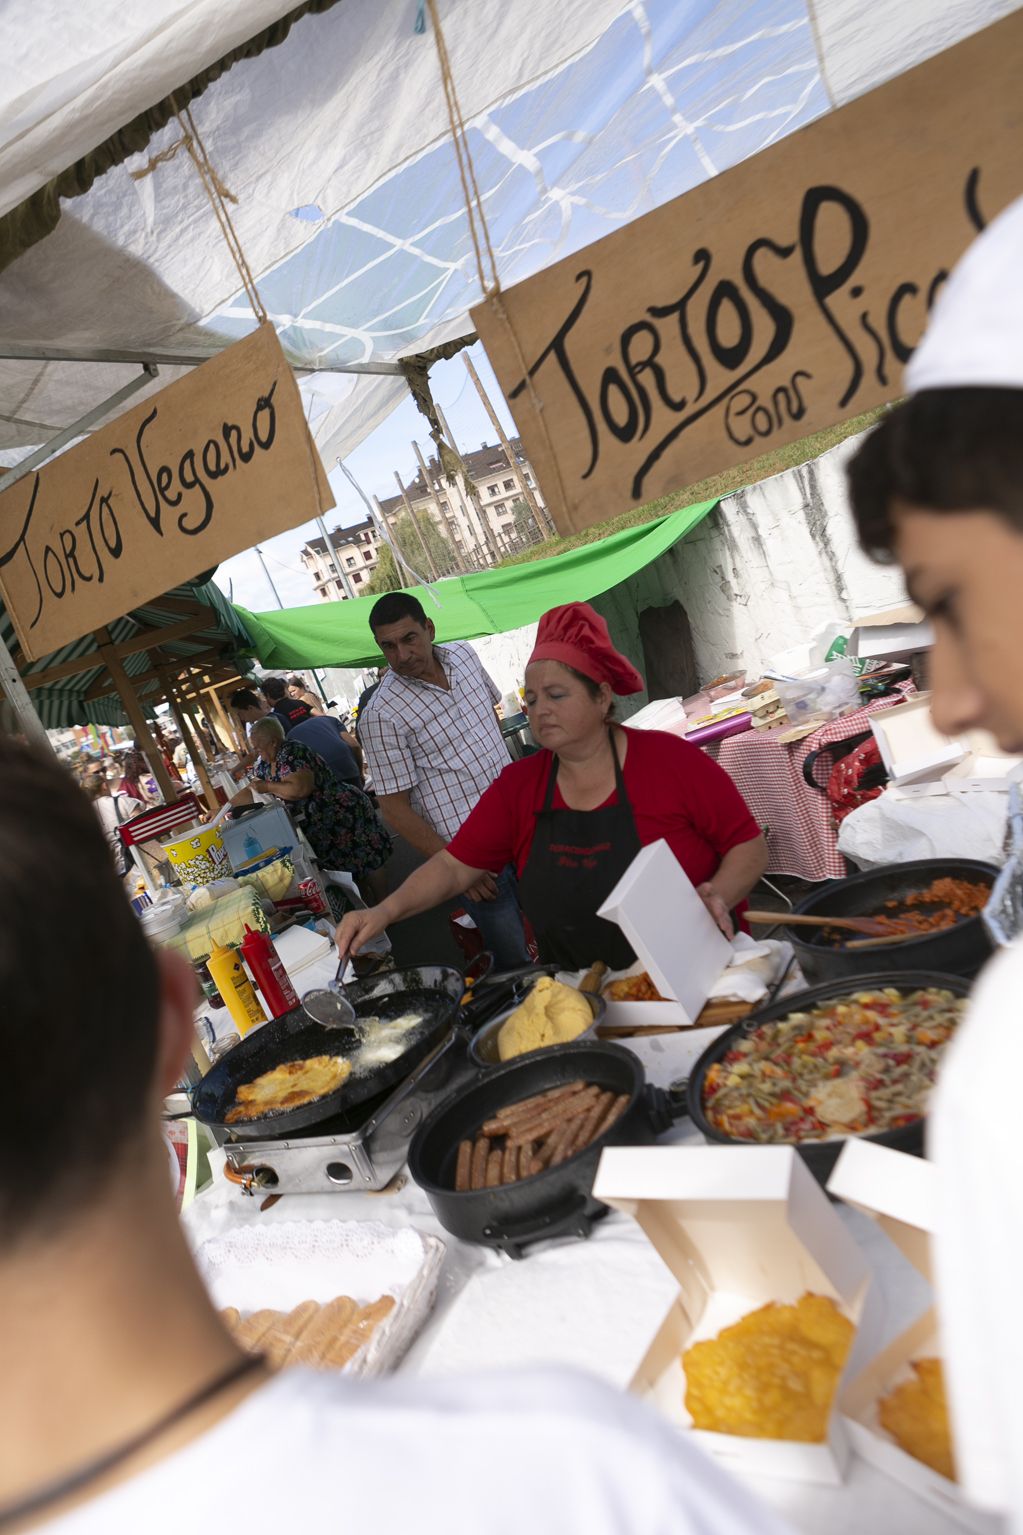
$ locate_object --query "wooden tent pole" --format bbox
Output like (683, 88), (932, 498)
(205, 684), (241, 751)
(160, 674), (218, 816)
(94, 628), (178, 803)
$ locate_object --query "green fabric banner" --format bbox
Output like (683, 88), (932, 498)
(235, 501), (717, 670)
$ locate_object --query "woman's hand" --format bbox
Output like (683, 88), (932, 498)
(336, 904), (390, 959)
(697, 882), (735, 940)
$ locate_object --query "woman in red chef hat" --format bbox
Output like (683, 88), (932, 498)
(337, 602), (767, 969)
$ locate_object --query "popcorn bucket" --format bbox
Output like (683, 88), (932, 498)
(161, 825), (229, 886)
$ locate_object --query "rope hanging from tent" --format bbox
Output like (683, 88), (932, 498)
(130, 104), (268, 327)
(423, 0), (574, 530)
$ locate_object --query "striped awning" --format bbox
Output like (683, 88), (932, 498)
(7, 577), (254, 729)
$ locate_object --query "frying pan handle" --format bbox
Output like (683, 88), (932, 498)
(644, 1084), (689, 1134)
(481, 1193), (594, 1260)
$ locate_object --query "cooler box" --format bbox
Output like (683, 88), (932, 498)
(221, 804), (299, 870)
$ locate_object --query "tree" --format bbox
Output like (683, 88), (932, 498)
(393, 508), (459, 578)
(511, 499), (540, 546)
(364, 543), (402, 596)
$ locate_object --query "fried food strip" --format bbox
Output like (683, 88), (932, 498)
(485, 1149), (503, 1188)
(578, 961), (608, 994)
(481, 1081), (588, 1135)
(469, 1135), (490, 1191)
(288, 1295), (359, 1366)
(501, 1140), (518, 1184)
(592, 1092), (629, 1139)
(505, 1085), (601, 1144)
(455, 1140), (472, 1193)
(572, 1090), (615, 1153)
(317, 1295), (396, 1370)
(518, 1142), (534, 1180)
(232, 1308), (282, 1351)
(261, 1299), (320, 1368)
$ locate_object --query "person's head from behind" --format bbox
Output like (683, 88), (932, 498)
(3, 743), (196, 1253)
(260, 677), (288, 704)
(848, 197), (1023, 752)
(368, 593), (434, 678)
(228, 686), (268, 725)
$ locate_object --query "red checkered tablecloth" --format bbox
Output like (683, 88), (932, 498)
(707, 688), (915, 881)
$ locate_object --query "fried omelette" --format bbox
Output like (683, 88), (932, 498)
(225, 1055), (353, 1123)
(683, 1293), (854, 1442)
(879, 1357), (956, 1480)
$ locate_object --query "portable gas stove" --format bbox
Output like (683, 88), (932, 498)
(220, 1027), (476, 1195)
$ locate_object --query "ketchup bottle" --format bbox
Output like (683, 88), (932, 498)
(239, 925), (299, 1019)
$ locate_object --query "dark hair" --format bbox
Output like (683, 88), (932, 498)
(2, 742), (161, 1240)
(287, 676), (306, 690)
(369, 592), (427, 631)
(260, 676), (288, 702)
(564, 664), (617, 720)
(848, 388), (1023, 562)
(229, 687), (263, 711)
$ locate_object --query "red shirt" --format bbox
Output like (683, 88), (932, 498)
(447, 726), (761, 887)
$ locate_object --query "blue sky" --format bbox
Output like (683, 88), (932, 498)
(218, 340), (517, 612)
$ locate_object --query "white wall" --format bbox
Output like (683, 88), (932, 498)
(677, 431), (907, 678)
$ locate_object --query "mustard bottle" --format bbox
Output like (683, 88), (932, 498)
(206, 941), (267, 1035)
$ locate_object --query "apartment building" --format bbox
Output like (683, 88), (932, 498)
(301, 437), (548, 601)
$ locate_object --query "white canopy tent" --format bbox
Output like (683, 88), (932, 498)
(0, 0), (1018, 472)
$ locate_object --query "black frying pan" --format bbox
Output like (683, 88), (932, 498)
(192, 964), (467, 1136)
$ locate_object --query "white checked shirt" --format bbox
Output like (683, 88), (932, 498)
(360, 642), (510, 841)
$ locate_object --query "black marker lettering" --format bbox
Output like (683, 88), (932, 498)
(599, 367), (640, 443)
(0, 475), (45, 629)
(799, 185), (869, 407)
(156, 463), (182, 507)
(705, 279), (753, 371)
(59, 527), (90, 591)
(886, 282), (920, 363)
(222, 419), (254, 469)
(42, 543), (66, 600)
(202, 437), (229, 480)
(251, 381), (278, 451)
(509, 270), (600, 478)
(98, 492), (122, 563)
(177, 450), (214, 535)
(75, 483), (104, 585)
(110, 408), (161, 532)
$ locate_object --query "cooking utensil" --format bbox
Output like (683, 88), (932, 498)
(746, 910), (889, 936)
(686, 970), (971, 1183)
(775, 859), (996, 983)
(192, 965), (467, 1136)
(408, 1041), (683, 1258)
(301, 952), (357, 1030)
(843, 931), (922, 952)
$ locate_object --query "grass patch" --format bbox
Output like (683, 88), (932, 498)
(498, 407), (886, 567)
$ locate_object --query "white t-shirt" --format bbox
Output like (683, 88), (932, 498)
(930, 940), (1023, 1527)
(43, 1367), (791, 1535)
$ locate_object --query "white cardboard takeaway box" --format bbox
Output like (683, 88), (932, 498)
(827, 1140), (998, 1532)
(870, 694), (967, 787)
(597, 840), (732, 1025)
(593, 1144), (876, 1484)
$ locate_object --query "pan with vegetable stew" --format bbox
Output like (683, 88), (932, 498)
(687, 971), (971, 1181)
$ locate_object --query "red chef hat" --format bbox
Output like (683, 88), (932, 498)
(527, 602), (645, 695)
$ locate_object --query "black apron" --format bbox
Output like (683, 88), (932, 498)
(517, 731), (642, 969)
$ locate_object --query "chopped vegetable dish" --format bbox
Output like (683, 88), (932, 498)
(702, 987), (964, 1143)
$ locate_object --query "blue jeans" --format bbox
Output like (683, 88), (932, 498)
(461, 863), (531, 971)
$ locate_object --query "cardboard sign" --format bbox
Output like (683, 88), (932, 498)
(473, 13), (1023, 533)
(0, 325), (333, 659)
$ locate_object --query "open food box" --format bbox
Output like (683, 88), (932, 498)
(593, 1144), (876, 1484)
(596, 840), (733, 1027)
(827, 1141), (998, 1532)
(870, 694), (966, 787)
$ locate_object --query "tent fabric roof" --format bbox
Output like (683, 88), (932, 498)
(9, 578), (253, 729)
(236, 499), (717, 671)
(0, 0), (1016, 479)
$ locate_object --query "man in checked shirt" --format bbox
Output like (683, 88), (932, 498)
(358, 592), (531, 970)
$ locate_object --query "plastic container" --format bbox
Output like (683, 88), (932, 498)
(206, 941), (267, 1035)
(161, 825), (229, 886)
(239, 925), (299, 1020)
(139, 890), (188, 943)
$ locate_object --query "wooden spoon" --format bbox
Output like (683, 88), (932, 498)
(745, 910), (890, 937)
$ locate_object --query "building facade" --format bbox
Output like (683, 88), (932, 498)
(300, 437), (548, 601)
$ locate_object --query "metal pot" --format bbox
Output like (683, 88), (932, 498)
(468, 989), (606, 1067)
(782, 858), (996, 983)
(686, 969), (972, 1183)
(409, 1041), (682, 1258)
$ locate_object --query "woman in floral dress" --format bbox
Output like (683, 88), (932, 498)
(235, 716), (390, 900)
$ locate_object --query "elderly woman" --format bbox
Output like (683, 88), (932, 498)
(338, 602), (767, 969)
(231, 716), (390, 898)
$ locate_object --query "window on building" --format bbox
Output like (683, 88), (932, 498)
(503, 479), (514, 491)
(439, 500), (449, 512)
(363, 549), (373, 561)
(346, 556), (356, 568)
(487, 484), (499, 496)
(352, 571), (362, 584)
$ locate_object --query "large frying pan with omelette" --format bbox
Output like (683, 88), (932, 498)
(193, 965), (472, 1136)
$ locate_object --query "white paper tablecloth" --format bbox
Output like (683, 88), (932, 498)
(184, 963), (997, 1535)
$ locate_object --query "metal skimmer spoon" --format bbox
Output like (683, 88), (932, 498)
(302, 951), (358, 1030)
